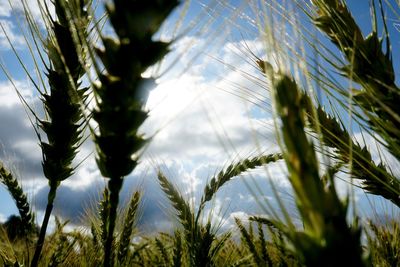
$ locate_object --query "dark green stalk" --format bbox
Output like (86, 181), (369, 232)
(99, 188), (109, 250)
(172, 231), (183, 267)
(32, 186), (56, 266)
(103, 179), (121, 267)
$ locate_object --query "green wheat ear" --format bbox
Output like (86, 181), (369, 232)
(201, 154), (283, 205)
(30, 0), (91, 266)
(272, 73), (366, 266)
(0, 161), (36, 235)
(196, 153), (283, 226)
(303, 97), (400, 207)
(158, 171), (231, 267)
(89, 1), (180, 266)
(235, 218), (263, 266)
(257, 58), (400, 207)
(117, 191), (141, 265)
(311, 0), (400, 161)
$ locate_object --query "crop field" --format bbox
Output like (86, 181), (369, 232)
(0, 0), (399, 266)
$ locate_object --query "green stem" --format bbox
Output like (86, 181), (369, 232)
(31, 185), (57, 267)
(104, 178), (123, 267)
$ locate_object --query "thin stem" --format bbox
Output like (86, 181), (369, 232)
(103, 178), (122, 267)
(31, 185), (57, 267)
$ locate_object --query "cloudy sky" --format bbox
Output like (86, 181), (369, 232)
(0, 0), (399, 234)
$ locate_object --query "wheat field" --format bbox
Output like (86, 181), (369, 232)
(0, 0), (399, 266)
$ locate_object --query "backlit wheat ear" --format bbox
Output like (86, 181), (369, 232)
(172, 231), (183, 267)
(235, 218), (263, 266)
(30, 1), (91, 265)
(117, 191), (141, 265)
(158, 172), (223, 267)
(199, 153), (283, 217)
(48, 217), (76, 267)
(311, 0), (400, 161)
(90, 1), (180, 265)
(157, 172), (192, 233)
(0, 161), (35, 235)
(257, 222), (273, 267)
(367, 219), (400, 266)
(257, 58), (400, 207)
(272, 74), (366, 266)
(303, 97), (400, 207)
(155, 237), (170, 266)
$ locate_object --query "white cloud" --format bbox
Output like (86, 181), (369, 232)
(144, 38), (276, 165)
(0, 0), (53, 21)
(0, 0), (55, 51)
(0, 79), (34, 107)
(0, 2), (11, 17)
(62, 157), (101, 191)
(0, 19), (25, 50)
(0, 212), (6, 223)
(226, 211), (250, 229)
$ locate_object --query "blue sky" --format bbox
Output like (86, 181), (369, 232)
(0, 0), (399, 232)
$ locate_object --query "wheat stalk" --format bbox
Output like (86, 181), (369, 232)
(367, 219), (400, 266)
(47, 217), (76, 267)
(158, 172), (192, 236)
(304, 98), (400, 207)
(155, 237), (170, 266)
(257, 222), (272, 267)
